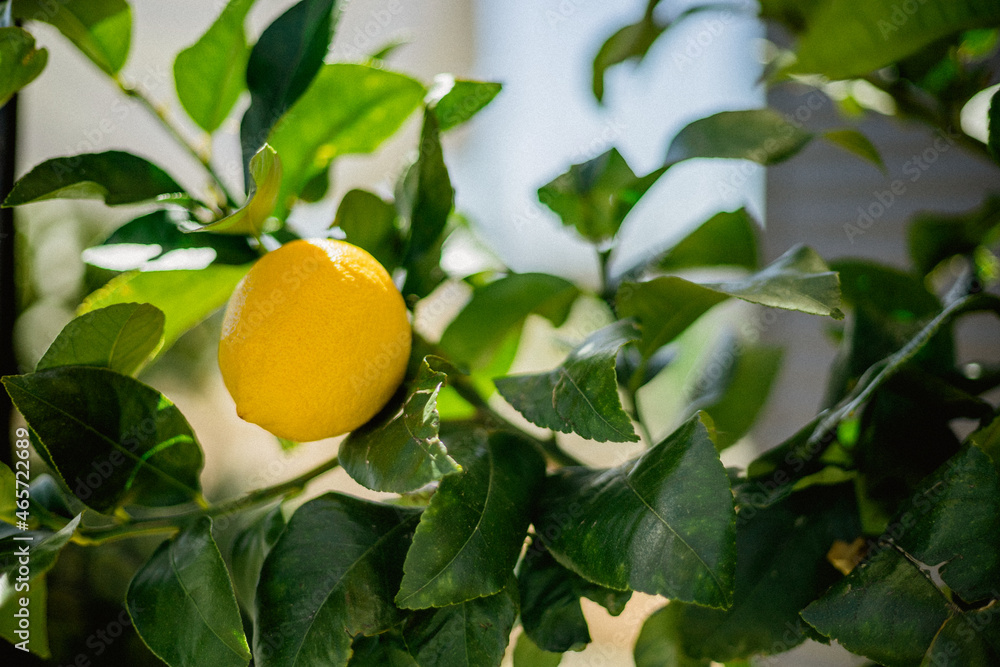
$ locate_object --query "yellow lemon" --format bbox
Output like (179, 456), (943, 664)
(219, 239), (411, 442)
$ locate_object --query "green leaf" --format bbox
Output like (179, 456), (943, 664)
(348, 630), (417, 667)
(686, 335), (783, 451)
(790, 0), (1000, 79)
(3, 151), (186, 207)
(402, 579), (519, 667)
(0, 515), (81, 607)
(333, 189), (402, 272)
(518, 540), (631, 653)
(652, 485), (860, 662)
(268, 63), (425, 213)
(758, 0), (825, 33)
(228, 504), (285, 617)
(535, 413), (736, 608)
(340, 357), (460, 494)
(403, 108), (454, 260)
(0, 26), (47, 107)
(78, 263), (252, 356)
(665, 110), (813, 166)
(496, 321), (639, 443)
(592, 5), (665, 103)
(254, 493), (420, 667)
(174, 0), (255, 133)
(822, 129), (885, 172)
(97, 209), (259, 267)
(431, 78), (502, 131)
(907, 196), (1000, 276)
(618, 245), (843, 358)
(922, 604), (1000, 666)
(241, 0), (340, 169)
(195, 144), (282, 236)
(802, 445), (1000, 665)
(655, 209), (759, 274)
(127, 517), (250, 667)
(0, 576), (49, 658)
(512, 633), (563, 667)
(396, 431), (545, 609)
(13, 0), (130, 74)
(36, 303), (165, 375)
(803, 547), (949, 666)
(439, 273), (579, 369)
(989, 87), (1000, 164)
(2, 367), (203, 512)
(537, 148), (664, 244)
(634, 605), (709, 667)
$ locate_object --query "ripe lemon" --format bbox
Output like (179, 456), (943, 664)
(218, 239), (411, 442)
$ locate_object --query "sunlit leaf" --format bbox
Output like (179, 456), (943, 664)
(194, 144), (282, 236)
(36, 303), (164, 376)
(495, 321), (640, 443)
(535, 413), (736, 608)
(13, 0), (130, 74)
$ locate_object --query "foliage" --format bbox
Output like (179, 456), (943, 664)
(2, 0), (1000, 665)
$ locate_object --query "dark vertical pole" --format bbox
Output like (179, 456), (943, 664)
(0, 93), (16, 468)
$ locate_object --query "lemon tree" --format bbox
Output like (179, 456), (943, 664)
(2, 1), (1000, 666)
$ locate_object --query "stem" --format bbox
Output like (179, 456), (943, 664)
(73, 455), (340, 545)
(114, 76), (240, 209)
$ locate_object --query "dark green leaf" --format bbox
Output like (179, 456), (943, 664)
(127, 517), (250, 667)
(36, 303), (165, 375)
(518, 540), (631, 653)
(78, 263), (252, 355)
(268, 64), (425, 213)
(0, 26), (47, 107)
(535, 413), (736, 608)
(340, 357), (460, 493)
(254, 493), (420, 667)
(512, 633), (563, 667)
(13, 0), (130, 74)
(686, 334), (782, 451)
(3, 151), (186, 207)
(655, 485), (860, 662)
(907, 196), (1000, 276)
(439, 273), (578, 369)
(592, 5), (664, 103)
(803, 445), (1000, 665)
(802, 548), (949, 667)
(495, 321), (640, 443)
(618, 245), (842, 358)
(758, 0), (825, 33)
(634, 605), (709, 667)
(790, 0), (1000, 79)
(333, 189), (402, 272)
(822, 129), (885, 172)
(538, 148), (664, 244)
(228, 504), (285, 616)
(174, 0), (255, 133)
(990, 87), (1000, 164)
(922, 604), (1000, 666)
(241, 0), (339, 170)
(400, 108), (454, 263)
(2, 367), (204, 512)
(348, 630), (417, 667)
(195, 144), (282, 236)
(431, 77), (502, 131)
(98, 209), (259, 267)
(665, 110), (813, 166)
(402, 579), (519, 667)
(655, 209), (759, 274)
(0, 515), (80, 608)
(396, 431), (544, 609)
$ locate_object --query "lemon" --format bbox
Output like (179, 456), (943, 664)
(218, 239), (411, 442)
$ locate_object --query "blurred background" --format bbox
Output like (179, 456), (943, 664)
(6, 0), (997, 664)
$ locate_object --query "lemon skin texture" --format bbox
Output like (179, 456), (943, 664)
(219, 239), (411, 442)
